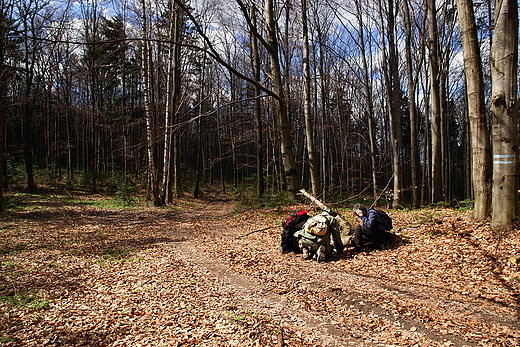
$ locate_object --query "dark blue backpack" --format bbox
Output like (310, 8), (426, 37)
(376, 209), (393, 231)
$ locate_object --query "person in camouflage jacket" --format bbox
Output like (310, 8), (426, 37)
(293, 211), (344, 261)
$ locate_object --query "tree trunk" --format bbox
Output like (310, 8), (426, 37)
(427, 0), (443, 203)
(21, 12), (37, 193)
(251, 4), (264, 197)
(193, 60), (205, 199)
(403, 0), (421, 208)
(0, 1), (10, 210)
(490, 0), (518, 229)
(23, 99), (36, 193)
(456, 0), (492, 219)
(264, 0), (299, 200)
(172, 7), (183, 200)
(386, 0), (402, 207)
(166, 5), (183, 201)
(140, 0), (160, 206)
(317, 30), (328, 200)
(0, 51), (4, 211)
(301, 0), (319, 196)
(160, 0), (177, 205)
(355, 0), (378, 201)
(378, 0), (402, 207)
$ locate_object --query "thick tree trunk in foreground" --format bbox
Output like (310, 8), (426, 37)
(0, 62), (4, 211)
(490, 0), (518, 229)
(456, 0), (492, 219)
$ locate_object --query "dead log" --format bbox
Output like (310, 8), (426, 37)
(299, 189), (330, 211)
(299, 189), (354, 245)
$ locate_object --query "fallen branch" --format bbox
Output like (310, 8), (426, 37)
(238, 225), (279, 238)
(299, 189), (331, 211)
(299, 189), (354, 244)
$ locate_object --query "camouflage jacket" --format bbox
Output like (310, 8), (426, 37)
(294, 214), (344, 255)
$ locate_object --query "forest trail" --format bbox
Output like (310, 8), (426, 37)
(1, 191), (519, 346)
(167, 196), (516, 346)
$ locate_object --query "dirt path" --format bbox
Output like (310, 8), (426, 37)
(1, 192), (519, 346)
(162, 198), (518, 346)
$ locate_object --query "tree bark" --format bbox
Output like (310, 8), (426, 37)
(490, 0), (518, 229)
(378, 0), (402, 207)
(264, 0), (299, 200)
(386, 0), (402, 207)
(301, 0), (319, 196)
(427, 0), (443, 203)
(161, 0), (176, 205)
(0, 12), (5, 210)
(251, 4), (264, 197)
(167, 5), (183, 201)
(403, 0), (421, 208)
(140, 0), (160, 206)
(456, 0), (492, 219)
(21, 5), (38, 193)
(355, 0), (378, 202)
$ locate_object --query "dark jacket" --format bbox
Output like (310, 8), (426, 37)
(360, 208), (386, 234)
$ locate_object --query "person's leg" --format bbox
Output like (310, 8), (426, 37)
(298, 238), (319, 260)
(314, 245), (326, 262)
(352, 225), (372, 251)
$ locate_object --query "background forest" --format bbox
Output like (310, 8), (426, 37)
(0, 0), (518, 226)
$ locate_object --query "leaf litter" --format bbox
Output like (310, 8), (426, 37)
(0, 194), (519, 346)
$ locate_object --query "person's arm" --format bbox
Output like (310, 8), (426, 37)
(328, 217), (344, 254)
(355, 208), (367, 224)
(364, 209), (377, 229)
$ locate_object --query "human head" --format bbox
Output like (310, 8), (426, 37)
(353, 204), (367, 215)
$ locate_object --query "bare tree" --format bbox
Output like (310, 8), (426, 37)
(18, 0), (45, 193)
(0, 0), (11, 210)
(354, 0), (378, 201)
(140, 0), (160, 206)
(402, 0), (423, 208)
(427, 0), (443, 203)
(161, 0), (183, 204)
(250, 1), (265, 197)
(301, 0), (319, 196)
(456, 0), (492, 219)
(490, 0), (518, 228)
(264, 0), (299, 200)
(377, 0), (402, 207)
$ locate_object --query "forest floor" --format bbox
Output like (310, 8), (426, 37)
(0, 188), (519, 347)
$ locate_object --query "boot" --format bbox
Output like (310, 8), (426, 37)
(301, 247), (312, 260)
(315, 245), (326, 262)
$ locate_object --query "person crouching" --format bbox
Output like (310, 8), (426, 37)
(293, 211), (344, 262)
